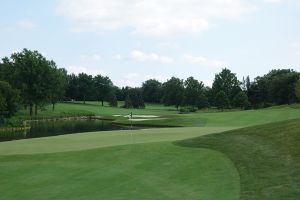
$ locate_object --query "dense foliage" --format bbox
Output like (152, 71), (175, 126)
(0, 81), (19, 121)
(0, 49), (299, 120)
(0, 49), (66, 116)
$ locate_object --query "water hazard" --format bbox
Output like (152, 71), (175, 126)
(0, 119), (136, 142)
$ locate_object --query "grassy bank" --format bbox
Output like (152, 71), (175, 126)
(176, 118), (300, 199)
(8, 102), (300, 128)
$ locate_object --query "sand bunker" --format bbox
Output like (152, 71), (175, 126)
(128, 118), (166, 121)
(125, 115), (159, 118)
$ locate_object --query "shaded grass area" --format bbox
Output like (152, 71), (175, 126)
(175, 118), (300, 199)
(0, 143), (240, 200)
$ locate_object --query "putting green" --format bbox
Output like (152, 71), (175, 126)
(0, 127), (235, 155)
(0, 143), (240, 200)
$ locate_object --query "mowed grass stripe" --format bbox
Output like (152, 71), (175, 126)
(0, 143), (240, 200)
(0, 127), (235, 155)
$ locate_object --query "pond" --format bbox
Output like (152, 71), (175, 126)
(0, 119), (138, 142)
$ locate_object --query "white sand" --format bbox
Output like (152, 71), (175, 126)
(128, 118), (166, 121)
(125, 115), (159, 118)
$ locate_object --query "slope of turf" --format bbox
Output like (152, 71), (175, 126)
(1, 105), (300, 199)
(0, 143), (240, 200)
(0, 127), (234, 155)
(12, 102), (300, 128)
(152, 106), (300, 127)
(176, 118), (300, 199)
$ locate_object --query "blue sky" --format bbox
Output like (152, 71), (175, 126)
(1, 0), (300, 87)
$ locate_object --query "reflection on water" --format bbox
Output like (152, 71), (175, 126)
(0, 119), (135, 142)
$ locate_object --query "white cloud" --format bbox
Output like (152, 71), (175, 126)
(17, 19), (37, 29)
(66, 65), (106, 76)
(129, 50), (174, 64)
(157, 42), (181, 50)
(264, 0), (282, 3)
(184, 55), (229, 68)
(80, 54), (102, 62)
(112, 54), (123, 60)
(57, 0), (255, 36)
(116, 73), (141, 87)
(116, 73), (170, 87)
(144, 75), (170, 83)
(289, 42), (300, 48)
(114, 50), (174, 64)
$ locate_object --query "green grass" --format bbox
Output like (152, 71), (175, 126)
(0, 127), (234, 155)
(14, 102), (177, 120)
(176, 118), (300, 199)
(1, 119), (299, 199)
(1, 103), (300, 199)
(13, 102), (300, 128)
(0, 143), (240, 200)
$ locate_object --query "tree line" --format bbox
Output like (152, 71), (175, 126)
(0, 49), (300, 120)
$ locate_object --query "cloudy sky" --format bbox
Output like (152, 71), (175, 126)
(1, 0), (300, 87)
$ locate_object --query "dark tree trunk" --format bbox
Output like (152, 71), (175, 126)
(52, 103), (55, 111)
(29, 104), (33, 117)
(34, 104), (37, 116)
(102, 100), (104, 107)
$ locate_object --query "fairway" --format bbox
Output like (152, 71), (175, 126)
(1, 2), (300, 199)
(0, 143), (240, 200)
(14, 102), (300, 128)
(177, 118), (300, 199)
(0, 127), (234, 155)
(1, 105), (300, 199)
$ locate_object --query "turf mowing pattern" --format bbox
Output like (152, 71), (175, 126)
(1, 104), (300, 199)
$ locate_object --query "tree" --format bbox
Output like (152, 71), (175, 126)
(268, 70), (299, 104)
(215, 91), (229, 111)
(0, 81), (19, 121)
(233, 91), (251, 110)
(108, 92), (118, 107)
(93, 75), (113, 106)
(8, 49), (54, 116)
(295, 76), (300, 100)
(66, 74), (79, 101)
(49, 64), (67, 111)
(162, 77), (185, 110)
(124, 95), (133, 108)
(184, 77), (204, 109)
(77, 73), (93, 104)
(212, 68), (241, 106)
(123, 88), (145, 109)
(142, 79), (163, 103)
(197, 94), (210, 109)
(248, 69), (299, 107)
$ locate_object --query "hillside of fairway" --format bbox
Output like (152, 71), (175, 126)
(176, 118), (300, 199)
(0, 104), (299, 199)
(10, 102), (300, 128)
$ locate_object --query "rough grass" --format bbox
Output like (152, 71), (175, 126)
(176, 118), (300, 200)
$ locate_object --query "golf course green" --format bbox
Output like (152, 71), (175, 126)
(0, 103), (300, 199)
